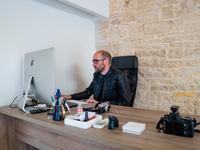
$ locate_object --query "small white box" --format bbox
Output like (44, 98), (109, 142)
(64, 115), (102, 129)
(122, 121), (145, 135)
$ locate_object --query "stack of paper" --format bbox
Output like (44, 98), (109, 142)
(122, 121), (145, 135)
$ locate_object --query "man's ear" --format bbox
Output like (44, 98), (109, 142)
(105, 58), (109, 65)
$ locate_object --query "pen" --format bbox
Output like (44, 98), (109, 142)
(51, 96), (54, 106)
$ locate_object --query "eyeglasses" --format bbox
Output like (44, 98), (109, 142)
(92, 58), (106, 64)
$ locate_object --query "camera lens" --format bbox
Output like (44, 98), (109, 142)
(170, 105), (179, 113)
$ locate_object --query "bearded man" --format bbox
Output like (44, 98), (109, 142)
(62, 50), (131, 106)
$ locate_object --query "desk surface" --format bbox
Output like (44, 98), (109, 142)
(1, 104), (200, 150)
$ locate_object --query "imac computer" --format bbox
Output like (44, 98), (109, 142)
(18, 47), (55, 113)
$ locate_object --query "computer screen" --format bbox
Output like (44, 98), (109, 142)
(18, 47), (55, 113)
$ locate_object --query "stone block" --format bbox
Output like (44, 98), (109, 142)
(122, 0), (138, 10)
(135, 50), (166, 57)
(178, 104), (194, 114)
(138, 58), (153, 67)
(111, 19), (123, 25)
(137, 4), (149, 11)
(143, 21), (173, 35)
(162, 37), (179, 43)
(149, 1), (165, 9)
(108, 26), (127, 39)
(164, 0), (179, 4)
(179, 34), (196, 41)
(187, 41), (200, 47)
(151, 84), (175, 91)
(171, 98), (192, 103)
(95, 20), (109, 31)
(175, 12), (200, 27)
(112, 38), (121, 43)
(109, 12), (123, 19)
(157, 102), (171, 111)
(195, 107), (200, 115)
(138, 76), (157, 83)
(161, 5), (174, 19)
(151, 60), (180, 68)
(120, 49), (134, 55)
(147, 92), (172, 101)
(95, 31), (107, 41)
(173, 68), (200, 78)
(158, 78), (171, 84)
(181, 59), (200, 67)
(152, 44), (170, 49)
(176, 85), (200, 91)
(123, 36), (141, 42)
(109, 0), (122, 13)
(140, 100), (156, 106)
(113, 43), (132, 50)
(128, 25), (141, 36)
(139, 0), (158, 5)
(170, 42), (184, 47)
(177, 21), (200, 31)
(171, 78), (194, 84)
(137, 82), (149, 90)
(168, 48), (185, 58)
(123, 11), (136, 22)
(136, 9), (159, 23)
(95, 41), (111, 46)
(174, 92), (196, 98)
(139, 68), (171, 78)
(95, 44), (112, 51)
(180, 0), (195, 9)
(175, 7), (188, 17)
(141, 38), (161, 44)
(136, 91), (146, 99)
(186, 49), (200, 58)
(195, 79), (200, 85)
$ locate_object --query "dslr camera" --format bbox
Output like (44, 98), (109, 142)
(156, 105), (198, 137)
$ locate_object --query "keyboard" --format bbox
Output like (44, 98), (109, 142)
(29, 108), (47, 114)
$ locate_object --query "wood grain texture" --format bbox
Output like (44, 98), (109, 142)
(1, 105), (200, 150)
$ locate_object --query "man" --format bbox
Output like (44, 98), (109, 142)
(62, 50), (131, 106)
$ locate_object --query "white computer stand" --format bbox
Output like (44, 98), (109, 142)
(18, 75), (34, 113)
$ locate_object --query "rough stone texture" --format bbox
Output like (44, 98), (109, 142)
(143, 21), (173, 35)
(123, 11), (136, 22)
(161, 5), (174, 19)
(95, 0), (200, 115)
(136, 9), (159, 23)
(186, 49), (200, 58)
(168, 48), (185, 58)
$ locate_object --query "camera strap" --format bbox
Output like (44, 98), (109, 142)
(192, 118), (200, 133)
(156, 117), (164, 132)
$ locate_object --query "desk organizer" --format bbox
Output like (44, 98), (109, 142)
(64, 115), (102, 129)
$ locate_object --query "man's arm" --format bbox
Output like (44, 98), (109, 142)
(116, 72), (131, 106)
(70, 82), (94, 100)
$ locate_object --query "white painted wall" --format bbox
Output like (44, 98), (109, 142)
(0, 0), (95, 107)
(58, 0), (109, 19)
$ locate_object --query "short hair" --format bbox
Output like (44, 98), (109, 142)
(97, 50), (112, 62)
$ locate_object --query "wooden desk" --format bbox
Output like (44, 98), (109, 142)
(0, 105), (200, 150)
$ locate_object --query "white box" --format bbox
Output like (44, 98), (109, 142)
(64, 115), (102, 129)
(122, 121), (145, 135)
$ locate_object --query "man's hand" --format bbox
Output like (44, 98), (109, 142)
(61, 94), (71, 100)
(85, 99), (98, 103)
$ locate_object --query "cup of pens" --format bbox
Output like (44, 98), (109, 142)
(52, 89), (65, 121)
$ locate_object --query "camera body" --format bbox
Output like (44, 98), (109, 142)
(95, 101), (111, 114)
(159, 106), (194, 137)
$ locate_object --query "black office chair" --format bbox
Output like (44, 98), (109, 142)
(111, 56), (138, 107)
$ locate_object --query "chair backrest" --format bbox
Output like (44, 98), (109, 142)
(111, 56), (138, 107)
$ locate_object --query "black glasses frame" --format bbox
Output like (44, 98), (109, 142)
(92, 58), (106, 64)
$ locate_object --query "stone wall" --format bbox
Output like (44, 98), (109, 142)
(95, 0), (200, 115)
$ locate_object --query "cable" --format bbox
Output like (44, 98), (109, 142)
(9, 95), (20, 109)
